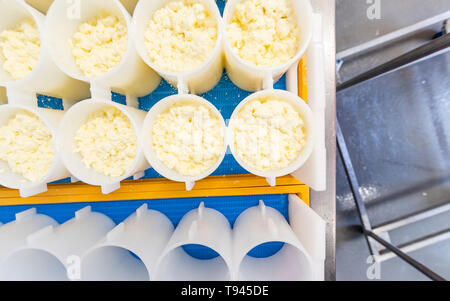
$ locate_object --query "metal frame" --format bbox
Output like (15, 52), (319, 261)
(337, 122), (447, 281)
(336, 11), (450, 61)
(338, 33), (450, 91)
(337, 21), (450, 281)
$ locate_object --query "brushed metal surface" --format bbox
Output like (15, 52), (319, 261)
(336, 0), (450, 279)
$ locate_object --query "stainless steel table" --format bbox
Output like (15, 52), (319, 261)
(310, 0), (337, 281)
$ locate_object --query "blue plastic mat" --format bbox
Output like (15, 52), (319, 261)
(0, 194), (288, 258)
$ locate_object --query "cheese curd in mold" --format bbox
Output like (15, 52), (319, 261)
(145, 0), (218, 72)
(0, 111), (54, 182)
(232, 97), (306, 171)
(227, 0), (300, 66)
(70, 13), (128, 77)
(152, 101), (224, 177)
(75, 107), (137, 178)
(0, 19), (41, 80)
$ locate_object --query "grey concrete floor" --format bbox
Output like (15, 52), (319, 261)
(336, 0), (450, 280)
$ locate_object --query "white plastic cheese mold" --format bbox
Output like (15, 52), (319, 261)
(45, 0), (161, 105)
(141, 94), (228, 191)
(133, 0), (224, 95)
(57, 98), (149, 194)
(0, 104), (71, 197)
(0, 195), (325, 281)
(228, 89), (315, 187)
(0, 206), (115, 281)
(222, 0), (313, 92)
(0, 0), (90, 106)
